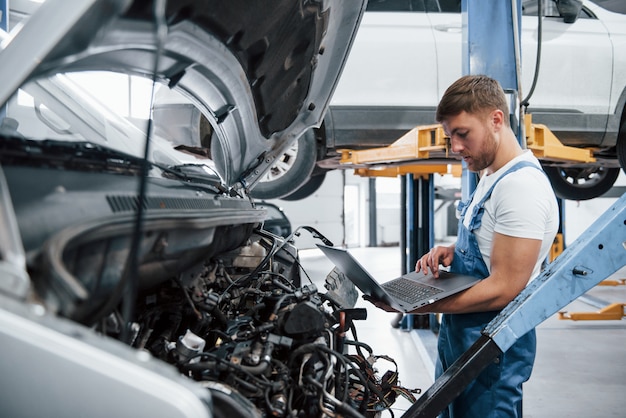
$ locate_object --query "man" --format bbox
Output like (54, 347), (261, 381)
(370, 75), (559, 417)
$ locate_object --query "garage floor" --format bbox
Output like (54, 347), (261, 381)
(299, 246), (626, 418)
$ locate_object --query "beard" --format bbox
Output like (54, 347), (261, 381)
(463, 131), (498, 173)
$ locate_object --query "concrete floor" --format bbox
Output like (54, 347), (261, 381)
(299, 246), (626, 418)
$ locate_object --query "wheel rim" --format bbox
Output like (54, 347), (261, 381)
(557, 167), (612, 189)
(259, 142), (299, 183)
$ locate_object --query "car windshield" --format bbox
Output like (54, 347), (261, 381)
(1, 70), (224, 185)
(592, 0), (626, 14)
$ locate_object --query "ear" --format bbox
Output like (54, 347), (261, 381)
(490, 109), (505, 131)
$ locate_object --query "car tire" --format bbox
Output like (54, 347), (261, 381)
(618, 124), (626, 173)
(543, 165), (620, 200)
(249, 130), (317, 200)
(280, 171), (327, 201)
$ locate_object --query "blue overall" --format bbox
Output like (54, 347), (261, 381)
(436, 161), (540, 418)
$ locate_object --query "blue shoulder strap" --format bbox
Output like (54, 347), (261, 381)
(464, 161), (543, 230)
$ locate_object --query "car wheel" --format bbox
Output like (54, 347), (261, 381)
(543, 165), (620, 200)
(281, 171), (327, 201)
(249, 130), (317, 200)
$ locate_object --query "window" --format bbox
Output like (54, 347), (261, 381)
(366, 0), (426, 12)
(522, 0), (593, 19)
(363, 1), (469, 14)
(593, 0), (626, 14)
(429, 0), (461, 13)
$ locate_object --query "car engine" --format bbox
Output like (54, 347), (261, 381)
(86, 228), (419, 417)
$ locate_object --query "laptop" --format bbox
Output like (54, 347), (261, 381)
(317, 244), (481, 313)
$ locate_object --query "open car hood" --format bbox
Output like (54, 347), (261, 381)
(0, 4), (422, 416)
(0, 0), (366, 191)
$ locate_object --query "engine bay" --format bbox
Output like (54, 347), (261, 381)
(90, 229), (420, 417)
(0, 138), (420, 417)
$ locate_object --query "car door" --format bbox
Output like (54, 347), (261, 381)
(423, 0), (463, 100)
(331, 0), (439, 108)
(327, 0), (442, 150)
(520, 0), (613, 145)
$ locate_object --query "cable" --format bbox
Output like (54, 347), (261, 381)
(120, 0), (167, 343)
(521, 0), (543, 108)
(184, 351), (275, 389)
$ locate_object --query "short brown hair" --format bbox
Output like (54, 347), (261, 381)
(436, 75), (509, 126)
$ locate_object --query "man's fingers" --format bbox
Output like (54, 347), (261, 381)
(416, 253), (435, 275)
(427, 251), (440, 278)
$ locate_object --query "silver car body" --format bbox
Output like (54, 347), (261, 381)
(0, 1), (368, 416)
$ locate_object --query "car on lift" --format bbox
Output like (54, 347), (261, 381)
(251, 0), (626, 201)
(0, 1), (418, 417)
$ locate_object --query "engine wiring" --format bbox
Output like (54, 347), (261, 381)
(89, 227), (421, 417)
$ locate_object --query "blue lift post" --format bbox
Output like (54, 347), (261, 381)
(402, 1), (626, 417)
(400, 0), (523, 330)
(399, 173), (435, 330)
(400, 0), (521, 329)
(404, 174), (435, 275)
(460, 0), (523, 199)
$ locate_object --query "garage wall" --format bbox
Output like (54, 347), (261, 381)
(267, 169), (625, 253)
(266, 170), (345, 249)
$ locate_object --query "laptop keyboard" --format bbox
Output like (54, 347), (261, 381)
(382, 278), (443, 304)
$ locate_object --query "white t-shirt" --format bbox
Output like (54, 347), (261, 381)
(462, 150), (559, 281)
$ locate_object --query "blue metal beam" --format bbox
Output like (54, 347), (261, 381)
(486, 193), (626, 351)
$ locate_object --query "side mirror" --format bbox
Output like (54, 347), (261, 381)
(556, 0), (583, 24)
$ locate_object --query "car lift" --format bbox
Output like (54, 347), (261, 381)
(338, 1), (626, 416)
(558, 278), (626, 321)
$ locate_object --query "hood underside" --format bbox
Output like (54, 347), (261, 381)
(0, 0), (366, 189)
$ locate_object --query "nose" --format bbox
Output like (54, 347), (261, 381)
(450, 136), (463, 154)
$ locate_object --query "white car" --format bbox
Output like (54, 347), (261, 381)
(252, 0), (626, 201)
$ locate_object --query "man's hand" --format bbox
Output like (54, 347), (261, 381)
(415, 244), (455, 278)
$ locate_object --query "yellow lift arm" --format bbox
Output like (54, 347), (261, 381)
(558, 303), (626, 321)
(338, 114), (595, 177)
(558, 278), (626, 321)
